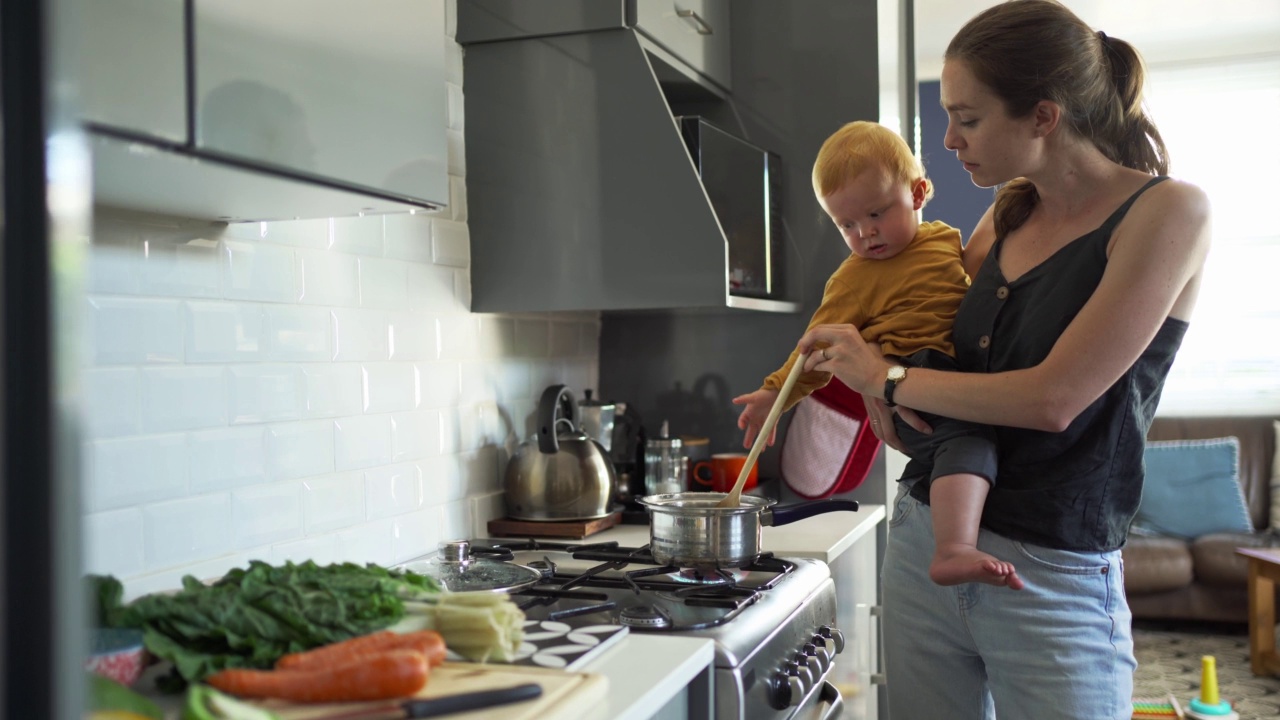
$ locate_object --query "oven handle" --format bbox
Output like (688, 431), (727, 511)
(812, 680), (844, 720)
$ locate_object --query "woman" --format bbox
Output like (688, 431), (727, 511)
(799, 1), (1211, 718)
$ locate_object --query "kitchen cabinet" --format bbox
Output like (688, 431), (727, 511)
(81, 0), (449, 222)
(76, 0), (186, 143)
(633, 0), (731, 91)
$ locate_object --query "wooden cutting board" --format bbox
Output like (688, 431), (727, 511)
(258, 662), (608, 720)
(487, 512), (622, 539)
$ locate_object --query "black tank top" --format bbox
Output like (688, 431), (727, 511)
(909, 176), (1188, 551)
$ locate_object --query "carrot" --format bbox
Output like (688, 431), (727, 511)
(275, 630), (447, 670)
(206, 649), (429, 703)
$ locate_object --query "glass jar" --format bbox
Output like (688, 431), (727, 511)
(644, 428), (686, 497)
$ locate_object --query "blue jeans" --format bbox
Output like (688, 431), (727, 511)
(882, 483), (1135, 719)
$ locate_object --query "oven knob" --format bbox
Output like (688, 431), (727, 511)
(818, 625), (846, 653)
(804, 642), (832, 673)
(795, 650), (823, 678)
(785, 659), (814, 692)
(767, 670), (805, 709)
(812, 631), (836, 656)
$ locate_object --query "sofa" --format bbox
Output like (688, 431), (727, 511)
(1122, 415), (1279, 624)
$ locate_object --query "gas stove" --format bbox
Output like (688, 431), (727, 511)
(464, 538), (845, 720)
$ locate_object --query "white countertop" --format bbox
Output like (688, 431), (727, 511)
(581, 503), (886, 564)
(578, 634), (715, 720)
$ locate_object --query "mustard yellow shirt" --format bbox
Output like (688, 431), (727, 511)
(763, 220), (970, 410)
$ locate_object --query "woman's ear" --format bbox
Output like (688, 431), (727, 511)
(1032, 100), (1062, 138)
(911, 179), (928, 210)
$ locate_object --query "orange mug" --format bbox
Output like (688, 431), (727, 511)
(692, 453), (758, 493)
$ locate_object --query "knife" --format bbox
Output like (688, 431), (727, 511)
(308, 683), (543, 720)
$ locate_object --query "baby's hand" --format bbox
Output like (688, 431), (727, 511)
(732, 388), (781, 447)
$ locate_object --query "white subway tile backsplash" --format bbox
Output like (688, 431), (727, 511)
(391, 410), (441, 462)
(85, 434), (188, 513)
(446, 128), (465, 177)
(184, 301), (264, 363)
(333, 520), (395, 565)
(232, 481), (303, 550)
(189, 426), (267, 493)
(141, 367), (228, 432)
(439, 500), (471, 544)
(84, 508), (145, 578)
(383, 213), (434, 264)
(262, 218), (329, 249)
(365, 463), (423, 520)
(358, 257), (408, 309)
(432, 219), (469, 268)
(446, 83), (464, 133)
(222, 240), (297, 303)
(514, 320), (550, 357)
(81, 24), (602, 593)
(267, 420), (336, 480)
(391, 508), (441, 563)
(297, 248), (359, 306)
(301, 473), (365, 534)
(363, 363), (419, 414)
(264, 305), (331, 362)
(334, 415), (393, 470)
(419, 361), (461, 408)
(88, 243), (143, 295)
(437, 316), (477, 359)
(388, 311), (438, 361)
(270, 535), (339, 566)
(448, 176), (468, 223)
(229, 365), (304, 424)
(477, 317), (515, 357)
(331, 308), (390, 362)
(549, 322), (579, 357)
(83, 368), (141, 439)
(301, 364), (363, 418)
(406, 263), (458, 312)
(143, 494), (234, 570)
(420, 454), (465, 503)
(140, 237), (221, 297)
(331, 216), (384, 256)
(89, 298), (184, 365)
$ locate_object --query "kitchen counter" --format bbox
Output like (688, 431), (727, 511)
(580, 502), (887, 563)
(579, 634), (715, 720)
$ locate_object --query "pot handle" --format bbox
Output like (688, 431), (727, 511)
(764, 500), (860, 527)
(537, 385), (579, 454)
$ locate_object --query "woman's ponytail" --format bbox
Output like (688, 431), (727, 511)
(1097, 33), (1169, 176)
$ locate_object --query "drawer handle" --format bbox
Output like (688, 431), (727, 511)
(676, 8), (713, 35)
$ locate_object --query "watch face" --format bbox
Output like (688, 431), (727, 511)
(888, 366), (907, 382)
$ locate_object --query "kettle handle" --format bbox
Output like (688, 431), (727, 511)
(537, 385), (579, 454)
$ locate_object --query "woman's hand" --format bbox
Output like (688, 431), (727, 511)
(862, 395), (931, 453)
(732, 388), (781, 448)
(799, 324), (890, 397)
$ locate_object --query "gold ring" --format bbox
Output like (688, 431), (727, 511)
(821, 348), (830, 361)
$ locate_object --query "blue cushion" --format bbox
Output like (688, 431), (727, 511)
(1133, 437), (1250, 540)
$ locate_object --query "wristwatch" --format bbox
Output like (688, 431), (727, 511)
(884, 365), (908, 407)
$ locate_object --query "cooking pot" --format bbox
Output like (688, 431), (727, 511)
(504, 385), (616, 521)
(400, 540), (543, 593)
(638, 492), (860, 567)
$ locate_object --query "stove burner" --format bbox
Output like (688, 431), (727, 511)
(618, 604), (672, 629)
(525, 557), (558, 581)
(670, 567), (738, 585)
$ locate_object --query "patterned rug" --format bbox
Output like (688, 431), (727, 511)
(1134, 621), (1280, 719)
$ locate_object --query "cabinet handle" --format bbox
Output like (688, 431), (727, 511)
(870, 604), (886, 685)
(676, 8), (713, 35)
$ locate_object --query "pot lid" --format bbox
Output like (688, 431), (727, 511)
(409, 541), (543, 593)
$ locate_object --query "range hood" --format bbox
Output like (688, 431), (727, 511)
(458, 4), (800, 314)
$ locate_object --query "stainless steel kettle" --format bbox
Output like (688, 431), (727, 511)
(504, 385), (616, 521)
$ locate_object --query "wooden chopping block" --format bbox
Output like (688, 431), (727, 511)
(258, 662), (608, 720)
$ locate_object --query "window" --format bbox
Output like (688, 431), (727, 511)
(1144, 54), (1280, 415)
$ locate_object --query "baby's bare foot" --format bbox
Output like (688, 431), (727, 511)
(930, 546), (1024, 590)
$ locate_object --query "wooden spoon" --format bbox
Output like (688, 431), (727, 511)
(717, 352), (810, 508)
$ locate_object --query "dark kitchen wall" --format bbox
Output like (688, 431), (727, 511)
(599, 0), (882, 488)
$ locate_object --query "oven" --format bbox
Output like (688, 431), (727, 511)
(451, 539), (846, 720)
